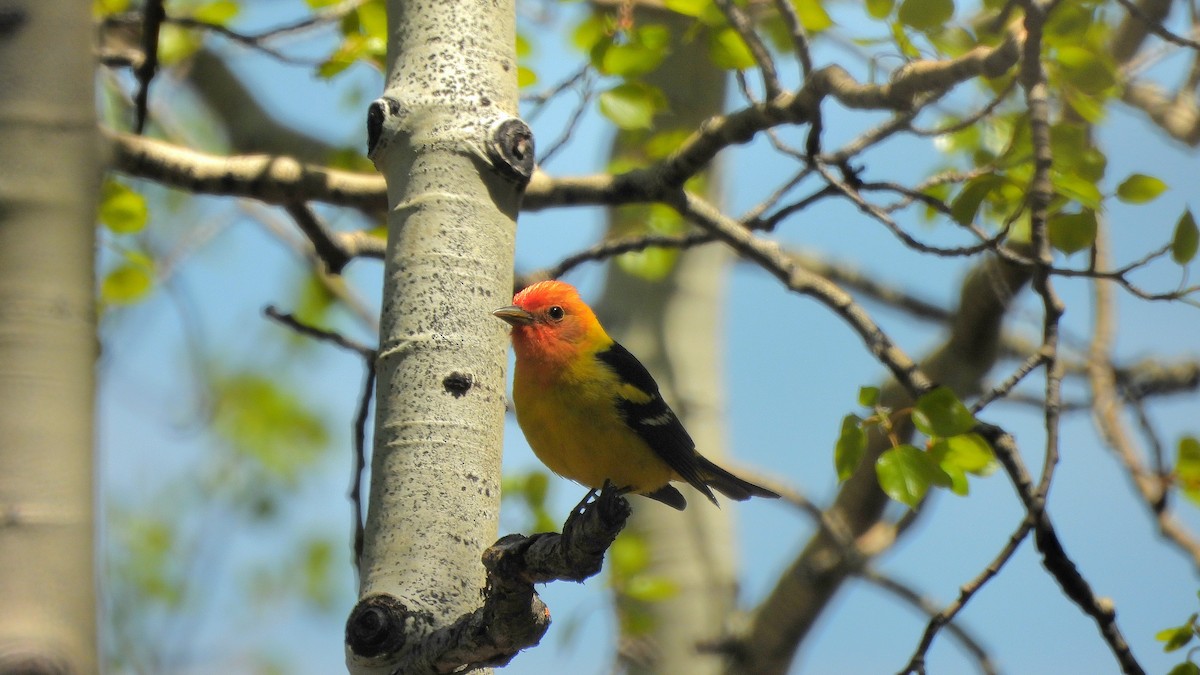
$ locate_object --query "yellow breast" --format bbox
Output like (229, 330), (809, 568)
(512, 361), (674, 493)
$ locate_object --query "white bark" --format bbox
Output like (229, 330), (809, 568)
(347, 0), (525, 672)
(0, 0), (99, 672)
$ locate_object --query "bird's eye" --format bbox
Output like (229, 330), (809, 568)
(547, 306), (565, 321)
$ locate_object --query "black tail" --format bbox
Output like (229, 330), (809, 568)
(697, 456), (780, 502)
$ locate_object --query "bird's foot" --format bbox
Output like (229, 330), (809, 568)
(564, 481), (631, 535)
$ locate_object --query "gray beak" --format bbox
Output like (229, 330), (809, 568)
(492, 305), (534, 327)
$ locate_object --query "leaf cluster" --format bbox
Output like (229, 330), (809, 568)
(836, 386), (997, 508)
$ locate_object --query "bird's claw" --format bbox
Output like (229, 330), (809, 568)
(564, 481), (631, 532)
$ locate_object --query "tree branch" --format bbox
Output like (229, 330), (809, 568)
(344, 486), (630, 674)
(105, 128), (386, 211)
(980, 424), (1145, 675)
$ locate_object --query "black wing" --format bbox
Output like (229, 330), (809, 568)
(595, 341), (719, 506)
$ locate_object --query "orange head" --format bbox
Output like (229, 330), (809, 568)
(493, 280), (607, 369)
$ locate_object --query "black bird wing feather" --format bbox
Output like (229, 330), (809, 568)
(595, 342), (720, 506)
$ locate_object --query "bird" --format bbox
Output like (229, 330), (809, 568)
(493, 279), (780, 510)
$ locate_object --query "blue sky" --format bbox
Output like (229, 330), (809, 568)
(99, 1), (1200, 673)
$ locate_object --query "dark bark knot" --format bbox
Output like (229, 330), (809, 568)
(0, 651), (74, 675)
(345, 593), (409, 658)
(366, 96), (403, 158)
(0, 8), (27, 39)
(443, 372), (474, 398)
(487, 117), (535, 184)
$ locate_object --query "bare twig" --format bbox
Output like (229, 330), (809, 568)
(262, 305), (374, 359)
(1018, 0), (1066, 505)
(132, 0), (165, 133)
(898, 517), (1031, 675)
(675, 190), (934, 397)
(1087, 228), (1200, 570)
(262, 306), (376, 570)
(770, 0), (814, 77)
(981, 423), (1145, 675)
(1114, 0), (1200, 51)
(713, 0), (782, 100)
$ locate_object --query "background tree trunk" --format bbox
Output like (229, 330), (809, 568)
(595, 11), (735, 674)
(0, 0), (99, 672)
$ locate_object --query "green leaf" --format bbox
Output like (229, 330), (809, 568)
(932, 433), (997, 475)
(898, 0), (954, 32)
(599, 83), (664, 130)
(1167, 663), (1200, 675)
(617, 247), (678, 281)
(610, 533), (650, 576)
(1177, 436), (1200, 507)
(524, 471), (549, 508)
(950, 174), (1002, 226)
(157, 24), (201, 66)
(1158, 617), (1198, 651)
(912, 386), (976, 437)
(517, 66), (537, 88)
(101, 255), (154, 305)
(614, 203), (684, 280)
(213, 373), (330, 481)
(301, 539), (337, 609)
(1115, 173), (1168, 204)
(664, 0), (710, 17)
(1172, 210), (1199, 264)
(1063, 87), (1107, 124)
(99, 179), (149, 234)
(876, 445), (952, 508)
(644, 129), (692, 160)
(572, 12), (612, 52)
(835, 414), (868, 481)
(600, 42), (668, 78)
(192, 0), (239, 24)
(1048, 209), (1098, 255)
(792, 0), (834, 32)
(708, 27), (756, 70)
(889, 19), (921, 58)
(939, 462), (970, 496)
(866, 0), (895, 19)
(93, 0), (132, 16)
(624, 575), (679, 602)
(356, 0), (387, 41)
(1051, 122), (1104, 180)
(1051, 170), (1103, 210)
(858, 386), (880, 407)
(1056, 46), (1117, 94)
(515, 33), (533, 59)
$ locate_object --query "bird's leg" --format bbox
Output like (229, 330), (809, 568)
(570, 486), (600, 517)
(563, 480), (630, 534)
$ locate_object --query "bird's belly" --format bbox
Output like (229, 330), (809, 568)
(514, 385), (673, 493)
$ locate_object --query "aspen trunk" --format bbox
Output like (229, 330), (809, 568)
(595, 10), (735, 674)
(0, 0), (99, 672)
(346, 0), (527, 672)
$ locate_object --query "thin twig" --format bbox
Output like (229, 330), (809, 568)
(132, 0), (165, 133)
(1088, 227), (1200, 569)
(284, 202), (352, 274)
(1114, 0), (1200, 50)
(1018, 0), (1066, 505)
(770, 0), (814, 78)
(898, 517), (1032, 674)
(713, 0), (782, 100)
(262, 306), (377, 572)
(675, 189), (934, 397)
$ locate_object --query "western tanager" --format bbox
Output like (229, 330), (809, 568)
(494, 280), (779, 510)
